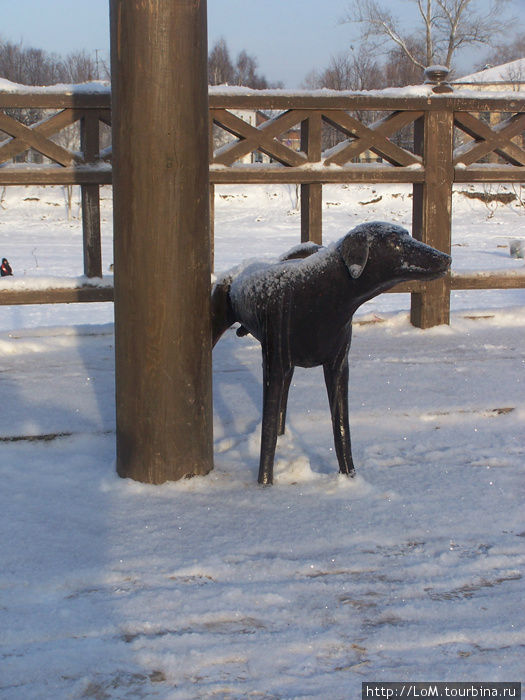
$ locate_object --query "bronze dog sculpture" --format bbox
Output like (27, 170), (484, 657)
(212, 222), (451, 485)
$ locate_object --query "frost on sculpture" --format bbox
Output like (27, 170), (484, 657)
(212, 221), (451, 485)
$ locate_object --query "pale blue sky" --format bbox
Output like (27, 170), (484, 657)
(0, 0), (521, 87)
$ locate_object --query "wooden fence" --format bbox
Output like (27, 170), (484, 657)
(0, 76), (524, 327)
(0, 90), (112, 305)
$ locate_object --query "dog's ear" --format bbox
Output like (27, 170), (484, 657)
(339, 231), (370, 279)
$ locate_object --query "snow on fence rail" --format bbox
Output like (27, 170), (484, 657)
(0, 73), (524, 327)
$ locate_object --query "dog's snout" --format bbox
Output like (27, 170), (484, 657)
(435, 249), (451, 265)
(423, 249), (451, 280)
(437, 251), (452, 271)
(394, 240), (451, 282)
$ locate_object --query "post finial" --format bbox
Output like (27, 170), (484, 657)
(424, 65), (453, 93)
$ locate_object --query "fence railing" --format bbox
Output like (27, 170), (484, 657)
(1, 76), (524, 327)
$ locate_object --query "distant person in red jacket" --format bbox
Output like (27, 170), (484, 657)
(1, 258), (13, 276)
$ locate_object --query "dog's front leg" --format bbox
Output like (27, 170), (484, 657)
(323, 347), (355, 477)
(278, 367), (294, 436)
(258, 347), (290, 485)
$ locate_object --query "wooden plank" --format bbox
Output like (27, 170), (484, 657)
(0, 108), (83, 164)
(323, 110), (423, 167)
(302, 112), (322, 162)
(209, 115), (215, 269)
(209, 93), (430, 112)
(454, 112), (525, 167)
(210, 165), (426, 185)
(2, 271), (522, 307)
(212, 108), (309, 166)
(0, 112), (79, 166)
(209, 183), (215, 271)
(446, 95), (525, 112)
(387, 272), (525, 294)
(300, 114), (323, 244)
(0, 168), (112, 185)
(455, 111), (525, 139)
(0, 88), (521, 114)
(0, 286), (113, 305)
(450, 272), (525, 290)
(209, 93), (524, 113)
(454, 166), (525, 183)
(80, 113), (102, 277)
(0, 162), (427, 187)
(81, 184), (102, 277)
(0, 93), (111, 109)
(98, 109), (112, 127)
(301, 183), (322, 244)
(81, 112), (100, 162)
(364, 272), (525, 294)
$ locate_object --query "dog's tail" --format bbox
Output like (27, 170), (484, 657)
(211, 272), (236, 347)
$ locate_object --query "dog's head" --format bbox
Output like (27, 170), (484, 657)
(338, 222), (451, 286)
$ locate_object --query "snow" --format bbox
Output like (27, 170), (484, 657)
(0, 182), (524, 698)
(210, 83), (525, 100)
(0, 275), (113, 291)
(0, 78), (111, 94)
(1, 76), (521, 102)
(208, 84), (435, 98)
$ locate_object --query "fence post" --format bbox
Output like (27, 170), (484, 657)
(80, 112), (102, 278)
(209, 114), (215, 270)
(110, 0), (213, 483)
(300, 114), (323, 244)
(209, 183), (215, 271)
(411, 71), (453, 328)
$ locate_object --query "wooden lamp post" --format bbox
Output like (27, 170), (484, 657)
(110, 0), (213, 483)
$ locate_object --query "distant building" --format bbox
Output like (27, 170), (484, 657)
(452, 58), (525, 161)
(453, 57), (525, 92)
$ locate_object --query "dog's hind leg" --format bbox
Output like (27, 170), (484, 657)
(278, 367), (294, 436)
(323, 347), (355, 477)
(258, 347), (291, 485)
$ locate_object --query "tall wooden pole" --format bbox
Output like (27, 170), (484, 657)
(300, 116), (323, 245)
(411, 110), (453, 329)
(110, 0), (213, 483)
(411, 68), (453, 329)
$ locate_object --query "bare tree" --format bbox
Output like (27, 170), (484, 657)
(304, 46), (383, 91)
(60, 50), (101, 83)
(0, 40), (105, 87)
(480, 32), (525, 69)
(234, 50), (268, 89)
(341, 0), (515, 70)
(0, 40), (63, 86)
(208, 38), (281, 88)
(384, 41), (427, 86)
(208, 37), (235, 85)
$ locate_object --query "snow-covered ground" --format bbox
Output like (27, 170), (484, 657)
(0, 183), (524, 698)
